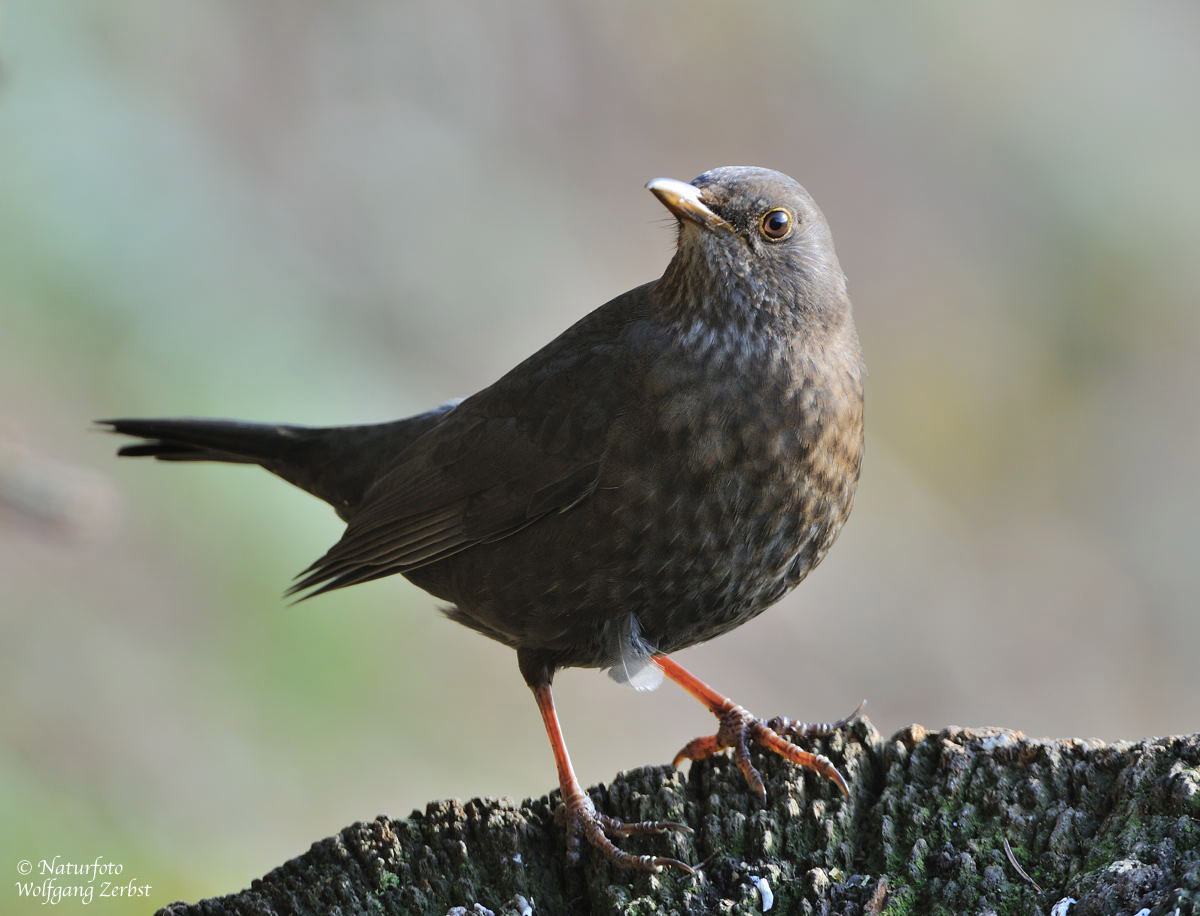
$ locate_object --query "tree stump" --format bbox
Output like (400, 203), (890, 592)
(158, 719), (1199, 915)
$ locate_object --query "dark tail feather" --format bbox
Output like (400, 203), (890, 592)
(99, 403), (459, 519)
(115, 441), (257, 461)
(99, 418), (301, 463)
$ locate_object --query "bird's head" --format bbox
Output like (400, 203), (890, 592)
(647, 166), (848, 329)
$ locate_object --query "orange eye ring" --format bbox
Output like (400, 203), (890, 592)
(758, 208), (793, 241)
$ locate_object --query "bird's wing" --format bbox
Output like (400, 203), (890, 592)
(288, 288), (652, 600)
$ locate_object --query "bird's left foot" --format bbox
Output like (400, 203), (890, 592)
(555, 790), (694, 873)
(672, 701), (860, 801)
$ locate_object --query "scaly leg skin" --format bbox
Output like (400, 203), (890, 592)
(653, 654), (855, 802)
(530, 682), (694, 873)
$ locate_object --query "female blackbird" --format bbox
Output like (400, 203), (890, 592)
(102, 166), (865, 873)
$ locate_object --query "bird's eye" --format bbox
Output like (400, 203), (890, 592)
(758, 208), (793, 241)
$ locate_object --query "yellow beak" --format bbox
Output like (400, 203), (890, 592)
(645, 178), (733, 233)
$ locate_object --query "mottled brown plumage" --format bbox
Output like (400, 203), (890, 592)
(101, 166), (864, 872)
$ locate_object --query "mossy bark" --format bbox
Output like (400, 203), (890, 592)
(158, 720), (1199, 915)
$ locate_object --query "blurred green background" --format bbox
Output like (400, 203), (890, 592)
(3, 1), (1198, 911)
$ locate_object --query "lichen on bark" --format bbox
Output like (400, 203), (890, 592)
(158, 719), (1199, 915)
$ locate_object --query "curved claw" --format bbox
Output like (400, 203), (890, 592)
(651, 856), (695, 874)
(754, 723), (850, 798)
(672, 734), (723, 769)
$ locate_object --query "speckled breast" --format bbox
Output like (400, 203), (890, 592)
(598, 342), (865, 656)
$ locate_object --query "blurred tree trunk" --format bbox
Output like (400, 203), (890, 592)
(158, 720), (1198, 915)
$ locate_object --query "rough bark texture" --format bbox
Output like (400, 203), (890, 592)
(159, 719), (1199, 915)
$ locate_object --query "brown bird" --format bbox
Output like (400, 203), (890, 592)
(101, 166), (865, 873)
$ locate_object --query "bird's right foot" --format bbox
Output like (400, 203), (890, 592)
(555, 790), (694, 873)
(671, 701), (851, 801)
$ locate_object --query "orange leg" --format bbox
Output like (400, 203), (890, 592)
(530, 681), (694, 873)
(652, 654), (855, 801)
